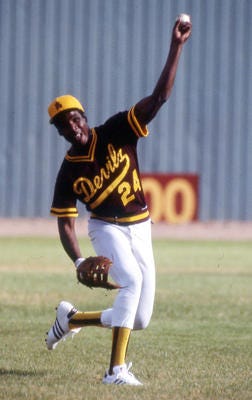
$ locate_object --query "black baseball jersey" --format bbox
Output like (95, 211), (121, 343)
(50, 106), (150, 225)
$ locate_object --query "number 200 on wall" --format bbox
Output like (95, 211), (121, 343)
(141, 174), (199, 224)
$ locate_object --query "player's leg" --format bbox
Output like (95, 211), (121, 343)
(100, 219), (155, 384)
(108, 326), (131, 372)
(88, 219), (144, 384)
(130, 219), (156, 330)
(88, 219), (144, 329)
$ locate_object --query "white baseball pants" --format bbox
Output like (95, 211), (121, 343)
(88, 218), (156, 330)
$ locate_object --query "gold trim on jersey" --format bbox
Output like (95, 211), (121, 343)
(65, 129), (97, 162)
(50, 207), (78, 217)
(91, 209), (150, 224)
(127, 106), (149, 138)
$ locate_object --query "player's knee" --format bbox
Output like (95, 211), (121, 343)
(113, 264), (142, 293)
(124, 273), (142, 294)
(133, 314), (151, 330)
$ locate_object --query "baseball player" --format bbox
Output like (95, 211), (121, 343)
(46, 17), (191, 385)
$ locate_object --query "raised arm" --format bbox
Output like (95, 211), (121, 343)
(134, 17), (192, 125)
(57, 217), (83, 263)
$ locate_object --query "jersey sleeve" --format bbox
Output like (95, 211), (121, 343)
(127, 106), (149, 138)
(50, 166), (78, 218)
(50, 205), (78, 218)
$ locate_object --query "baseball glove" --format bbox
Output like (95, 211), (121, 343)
(76, 256), (119, 290)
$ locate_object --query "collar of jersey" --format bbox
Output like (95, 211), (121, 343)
(65, 128), (97, 162)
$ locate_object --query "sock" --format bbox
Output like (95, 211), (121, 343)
(109, 327), (131, 375)
(69, 311), (102, 329)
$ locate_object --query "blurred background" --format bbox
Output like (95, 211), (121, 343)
(0, 0), (251, 221)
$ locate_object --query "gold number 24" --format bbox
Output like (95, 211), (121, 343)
(118, 169), (141, 206)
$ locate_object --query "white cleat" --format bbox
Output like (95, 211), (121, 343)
(46, 301), (81, 350)
(102, 362), (143, 386)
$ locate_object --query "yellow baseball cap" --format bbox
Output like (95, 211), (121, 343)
(48, 94), (85, 123)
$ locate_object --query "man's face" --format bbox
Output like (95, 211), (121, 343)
(55, 110), (90, 146)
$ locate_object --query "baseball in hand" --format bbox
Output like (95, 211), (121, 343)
(177, 13), (191, 24)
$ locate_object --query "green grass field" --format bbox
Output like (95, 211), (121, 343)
(0, 237), (252, 400)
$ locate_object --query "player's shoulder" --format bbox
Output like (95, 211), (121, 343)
(93, 106), (147, 141)
(95, 110), (129, 132)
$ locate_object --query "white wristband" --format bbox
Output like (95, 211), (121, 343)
(74, 257), (85, 269)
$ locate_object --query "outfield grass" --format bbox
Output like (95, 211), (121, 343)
(0, 237), (252, 400)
